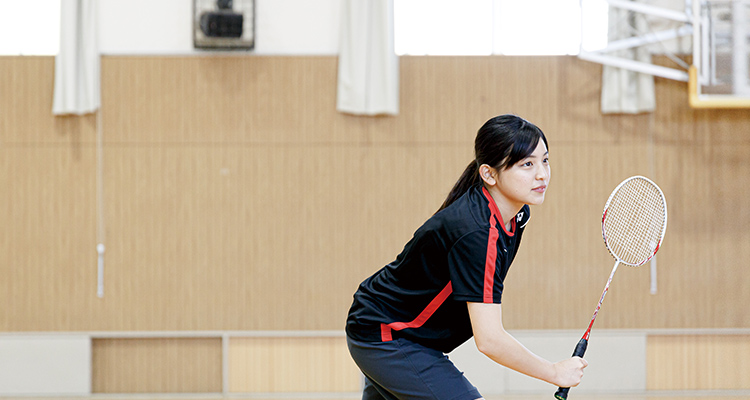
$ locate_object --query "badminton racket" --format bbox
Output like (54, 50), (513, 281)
(554, 175), (667, 400)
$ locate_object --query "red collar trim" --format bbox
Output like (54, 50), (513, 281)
(481, 186), (515, 236)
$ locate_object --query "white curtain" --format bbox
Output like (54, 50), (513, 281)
(337, 0), (399, 116)
(53, 0), (100, 115)
(601, 6), (655, 114)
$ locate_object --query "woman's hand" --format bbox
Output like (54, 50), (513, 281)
(553, 356), (588, 388)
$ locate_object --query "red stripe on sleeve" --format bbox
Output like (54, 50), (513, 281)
(483, 225), (499, 302)
(481, 187), (506, 303)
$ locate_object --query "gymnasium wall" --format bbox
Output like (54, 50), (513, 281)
(1, 55), (749, 394)
(2, 54), (748, 332)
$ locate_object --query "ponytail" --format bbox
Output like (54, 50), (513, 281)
(436, 160), (480, 213)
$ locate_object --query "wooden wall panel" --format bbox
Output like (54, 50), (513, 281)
(101, 56), (352, 145)
(0, 147), (98, 330)
(92, 338), (222, 393)
(2, 55), (750, 332)
(646, 143), (750, 328)
(228, 337), (360, 392)
(0, 57), (98, 144)
(647, 335), (750, 390)
(99, 56), (640, 147)
(97, 145), (469, 330)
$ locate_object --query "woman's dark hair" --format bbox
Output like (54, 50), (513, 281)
(437, 114), (548, 212)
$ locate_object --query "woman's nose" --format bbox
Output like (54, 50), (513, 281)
(537, 165), (549, 179)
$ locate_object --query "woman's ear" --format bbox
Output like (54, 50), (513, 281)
(479, 164), (497, 186)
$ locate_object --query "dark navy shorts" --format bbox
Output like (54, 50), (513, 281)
(347, 335), (482, 400)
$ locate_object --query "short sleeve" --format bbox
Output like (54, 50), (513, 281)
(447, 230), (505, 304)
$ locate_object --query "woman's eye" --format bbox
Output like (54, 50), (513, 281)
(523, 161), (533, 167)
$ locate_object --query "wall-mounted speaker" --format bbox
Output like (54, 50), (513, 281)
(193, 0), (254, 50)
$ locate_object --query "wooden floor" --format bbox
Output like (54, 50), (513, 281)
(3, 394), (749, 400)
(485, 395), (750, 400)
(241, 394), (750, 400)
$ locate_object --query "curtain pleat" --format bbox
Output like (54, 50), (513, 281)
(337, 0), (399, 116)
(53, 0), (100, 116)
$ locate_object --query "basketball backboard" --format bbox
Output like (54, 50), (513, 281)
(690, 0), (750, 107)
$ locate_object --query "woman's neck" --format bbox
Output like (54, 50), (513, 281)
(485, 185), (522, 231)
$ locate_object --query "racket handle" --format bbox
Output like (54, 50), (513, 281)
(553, 338), (588, 400)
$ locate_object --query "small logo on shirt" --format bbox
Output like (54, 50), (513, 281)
(516, 212), (524, 222)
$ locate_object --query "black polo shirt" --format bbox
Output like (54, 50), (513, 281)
(346, 184), (531, 353)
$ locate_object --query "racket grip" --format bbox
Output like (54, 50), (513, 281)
(553, 338), (588, 400)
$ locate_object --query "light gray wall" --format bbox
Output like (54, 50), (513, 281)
(99, 0), (342, 54)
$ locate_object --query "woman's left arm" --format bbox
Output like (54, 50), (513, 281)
(467, 302), (587, 388)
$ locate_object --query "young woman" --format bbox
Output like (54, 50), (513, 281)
(345, 114), (587, 400)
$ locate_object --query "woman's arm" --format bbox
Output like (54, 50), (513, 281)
(467, 302), (587, 388)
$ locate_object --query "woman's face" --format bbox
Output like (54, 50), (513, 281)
(495, 140), (550, 209)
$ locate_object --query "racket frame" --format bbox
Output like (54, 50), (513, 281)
(601, 175), (668, 267)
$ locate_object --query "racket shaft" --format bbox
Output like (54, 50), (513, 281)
(554, 261), (618, 399)
(584, 261), (620, 339)
(554, 338), (588, 400)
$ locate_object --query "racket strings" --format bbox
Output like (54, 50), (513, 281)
(603, 178), (667, 266)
